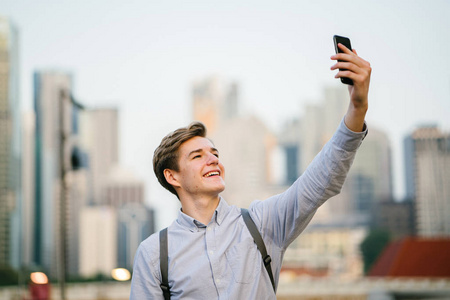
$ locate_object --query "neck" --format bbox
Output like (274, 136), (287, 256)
(180, 195), (220, 225)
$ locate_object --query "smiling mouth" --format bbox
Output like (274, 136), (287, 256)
(204, 171), (220, 177)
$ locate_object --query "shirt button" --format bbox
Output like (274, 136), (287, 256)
(209, 250), (214, 255)
(207, 227), (212, 231)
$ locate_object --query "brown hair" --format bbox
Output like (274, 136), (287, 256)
(153, 122), (207, 198)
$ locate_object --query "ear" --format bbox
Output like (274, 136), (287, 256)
(164, 169), (181, 188)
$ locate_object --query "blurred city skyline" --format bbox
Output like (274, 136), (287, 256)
(3, 0), (450, 226)
(1, 3), (450, 298)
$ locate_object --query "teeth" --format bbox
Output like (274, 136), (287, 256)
(205, 171), (219, 177)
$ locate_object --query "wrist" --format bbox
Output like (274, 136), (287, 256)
(349, 104), (368, 115)
(345, 106), (367, 132)
(350, 96), (368, 111)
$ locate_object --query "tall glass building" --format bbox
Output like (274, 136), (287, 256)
(33, 71), (75, 276)
(0, 16), (21, 269)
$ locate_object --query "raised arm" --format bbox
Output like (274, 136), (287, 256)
(250, 44), (372, 250)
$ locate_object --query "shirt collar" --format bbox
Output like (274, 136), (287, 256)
(177, 197), (231, 232)
(215, 197), (230, 225)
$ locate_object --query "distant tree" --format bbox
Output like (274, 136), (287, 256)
(0, 265), (18, 286)
(360, 229), (391, 274)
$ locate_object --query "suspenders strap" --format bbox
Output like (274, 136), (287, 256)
(159, 209), (276, 299)
(159, 228), (171, 300)
(240, 208), (276, 292)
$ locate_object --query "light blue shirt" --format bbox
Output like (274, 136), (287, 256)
(130, 119), (367, 300)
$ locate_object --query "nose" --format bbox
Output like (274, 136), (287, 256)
(206, 152), (219, 165)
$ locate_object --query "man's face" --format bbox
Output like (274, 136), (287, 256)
(170, 136), (225, 198)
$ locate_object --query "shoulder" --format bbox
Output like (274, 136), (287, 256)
(136, 230), (161, 266)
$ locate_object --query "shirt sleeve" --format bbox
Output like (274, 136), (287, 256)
(130, 238), (164, 300)
(249, 118), (368, 250)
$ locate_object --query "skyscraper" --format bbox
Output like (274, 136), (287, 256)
(404, 126), (450, 237)
(33, 71), (87, 276)
(79, 108), (119, 204)
(0, 16), (21, 269)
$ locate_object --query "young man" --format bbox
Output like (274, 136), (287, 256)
(130, 43), (371, 299)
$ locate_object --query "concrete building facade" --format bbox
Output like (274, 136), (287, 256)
(79, 206), (117, 277)
(404, 126), (450, 237)
(79, 108), (119, 204)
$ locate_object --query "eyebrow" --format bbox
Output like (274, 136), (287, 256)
(188, 147), (219, 157)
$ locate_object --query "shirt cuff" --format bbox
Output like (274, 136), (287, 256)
(336, 118), (368, 151)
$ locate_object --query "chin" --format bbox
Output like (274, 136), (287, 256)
(215, 184), (225, 194)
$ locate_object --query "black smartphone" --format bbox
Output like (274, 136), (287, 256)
(333, 35), (353, 85)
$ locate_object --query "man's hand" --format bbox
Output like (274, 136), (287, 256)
(331, 43), (371, 132)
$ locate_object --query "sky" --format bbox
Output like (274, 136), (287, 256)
(3, 0), (450, 228)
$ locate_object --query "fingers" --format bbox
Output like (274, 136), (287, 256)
(331, 44), (368, 68)
(330, 61), (358, 72)
(333, 63), (371, 84)
(331, 46), (371, 76)
(333, 69), (362, 82)
(330, 59), (371, 75)
(338, 43), (352, 54)
(330, 48), (372, 87)
(331, 53), (365, 68)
